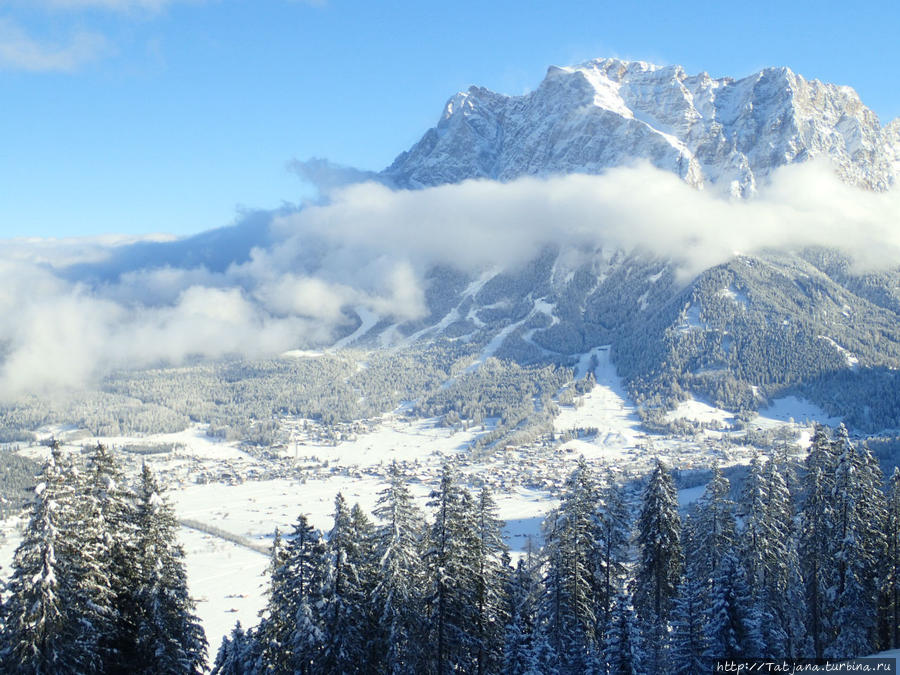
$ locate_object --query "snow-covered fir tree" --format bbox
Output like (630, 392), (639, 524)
(539, 457), (602, 672)
(253, 525), (285, 672)
(212, 622), (255, 675)
(739, 453), (805, 656)
(503, 554), (540, 675)
(471, 486), (509, 675)
(372, 461), (426, 674)
(881, 467), (900, 650)
(825, 429), (885, 658)
(131, 464), (207, 674)
(528, 627), (561, 675)
(348, 503), (380, 663)
(667, 571), (708, 675)
(799, 424), (839, 659)
(257, 514), (326, 674)
(424, 463), (479, 674)
(82, 442), (141, 670)
(603, 585), (646, 675)
(688, 463), (735, 600)
(65, 458), (119, 674)
(633, 458), (682, 673)
(3, 447), (204, 673)
(593, 472), (631, 637)
(319, 494), (377, 674)
(702, 552), (763, 661)
(1, 448), (78, 674)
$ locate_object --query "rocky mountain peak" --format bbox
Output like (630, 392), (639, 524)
(382, 59), (897, 196)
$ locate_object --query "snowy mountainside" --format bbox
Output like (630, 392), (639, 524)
(383, 57), (898, 195)
(334, 245), (900, 432)
(360, 59), (900, 429)
(888, 117), (900, 174)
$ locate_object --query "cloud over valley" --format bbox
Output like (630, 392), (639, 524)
(3, 161), (900, 397)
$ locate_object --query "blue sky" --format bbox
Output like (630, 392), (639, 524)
(2, 0), (898, 238)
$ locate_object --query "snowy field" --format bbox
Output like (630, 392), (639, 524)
(757, 395), (842, 428)
(179, 528), (269, 655)
(0, 346), (829, 656)
(869, 649), (900, 668)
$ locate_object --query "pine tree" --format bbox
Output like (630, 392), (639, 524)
(528, 626), (561, 675)
(881, 468), (900, 650)
(82, 442), (141, 670)
(52, 445), (119, 674)
(471, 486), (510, 675)
(539, 458), (601, 672)
(1, 448), (78, 674)
(689, 463), (735, 598)
(504, 556), (540, 675)
(702, 552), (763, 661)
(372, 462), (426, 674)
(242, 626), (264, 674)
(739, 454), (768, 588)
(633, 459), (682, 673)
(212, 622), (256, 675)
(668, 574), (708, 675)
(348, 503), (380, 664)
(424, 463), (478, 674)
(593, 473), (631, 638)
(254, 528), (286, 671)
(292, 599), (324, 675)
(825, 431), (885, 658)
(799, 424), (839, 659)
(739, 454), (803, 656)
(320, 494), (377, 674)
(258, 514), (326, 674)
(65, 470), (119, 675)
(132, 464), (207, 674)
(603, 586), (647, 675)
(856, 441), (889, 648)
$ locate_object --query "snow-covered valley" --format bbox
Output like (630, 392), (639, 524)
(0, 347), (841, 655)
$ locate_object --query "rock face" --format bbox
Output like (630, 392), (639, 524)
(383, 58), (898, 195)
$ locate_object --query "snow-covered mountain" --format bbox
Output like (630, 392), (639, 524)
(371, 59), (900, 430)
(45, 58), (900, 433)
(383, 58), (899, 195)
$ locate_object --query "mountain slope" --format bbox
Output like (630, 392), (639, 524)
(348, 245), (900, 432)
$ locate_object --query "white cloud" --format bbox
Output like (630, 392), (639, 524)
(2, 233), (175, 267)
(0, 19), (107, 72)
(274, 159), (900, 279)
(2, 160), (900, 397)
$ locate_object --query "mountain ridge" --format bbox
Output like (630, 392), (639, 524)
(383, 57), (899, 196)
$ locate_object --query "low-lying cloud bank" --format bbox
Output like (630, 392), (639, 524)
(2, 160), (899, 398)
